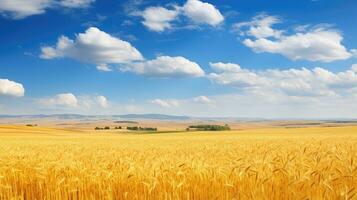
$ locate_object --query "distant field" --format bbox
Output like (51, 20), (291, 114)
(0, 125), (356, 199)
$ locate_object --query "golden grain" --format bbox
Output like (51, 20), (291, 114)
(0, 125), (356, 199)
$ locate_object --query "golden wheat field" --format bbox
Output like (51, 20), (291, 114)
(0, 125), (356, 200)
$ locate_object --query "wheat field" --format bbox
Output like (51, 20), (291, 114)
(0, 125), (356, 200)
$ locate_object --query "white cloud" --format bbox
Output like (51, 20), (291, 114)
(209, 62), (357, 98)
(39, 93), (78, 108)
(141, 6), (179, 32)
(38, 93), (110, 110)
(96, 95), (109, 108)
(209, 62), (241, 72)
(351, 49), (357, 57)
(232, 14), (282, 39)
(149, 95), (211, 109)
(0, 0), (50, 19)
(351, 64), (357, 72)
(208, 62), (266, 88)
(149, 98), (179, 108)
(58, 0), (94, 8)
(0, 0), (94, 19)
(0, 79), (25, 97)
(40, 27), (144, 67)
(235, 14), (354, 62)
(137, 0), (224, 32)
(121, 56), (205, 78)
(193, 95), (211, 103)
(183, 0), (224, 26)
(40, 28), (205, 78)
(243, 28), (352, 62)
(78, 94), (110, 110)
(96, 64), (112, 72)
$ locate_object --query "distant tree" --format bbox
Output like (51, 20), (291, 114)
(188, 125), (230, 131)
(127, 126), (138, 130)
(127, 126), (157, 131)
(104, 126), (110, 130)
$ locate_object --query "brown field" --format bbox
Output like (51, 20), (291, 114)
(0, 124), (356, 199)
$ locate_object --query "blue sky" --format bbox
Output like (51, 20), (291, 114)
(0, 0), (357, 118)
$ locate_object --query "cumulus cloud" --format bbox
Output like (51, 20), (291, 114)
(58, 0), (94, 8)
(121, 56), (205, 78)
(243, 28), (352, 62)
(137, 0), (224, 32)
(182, 0), (224, 26)
(209, 62), (241, 72)
(234, 14), (354, 62)
(149, 95), (212, 109)
(193, 95), (211, 103)
(0, 79), (25, 97)
(129, 63), (357, 118)
(208, 62), (266, 88)
(209, 62), (357, 97)
(39, 93), (78, 107)
(149, 98), (179, 108)
(96, 64), (112, 72)
(232, 14), (282, 39)
(38, 93), (110, 110)
(351, 49), (357, 57)
(0, 0), (94, 19)
(0, 0), (50, 19)
(141, 6), (179, 32)
(40, 27), (144, 67)
(96, 95), (109, 108)
(352, 64), (357, 72)
(40, 28), (205, 78)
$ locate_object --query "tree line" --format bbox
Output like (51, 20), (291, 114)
(95, 126), (157, 131)
(187, 124), (230, 131)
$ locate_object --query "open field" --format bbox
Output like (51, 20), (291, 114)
(0, 125), (356, 199)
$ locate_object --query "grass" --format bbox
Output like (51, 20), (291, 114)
(0, 125), (356, 199)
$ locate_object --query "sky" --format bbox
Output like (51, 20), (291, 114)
(1, 0), (357, 118)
